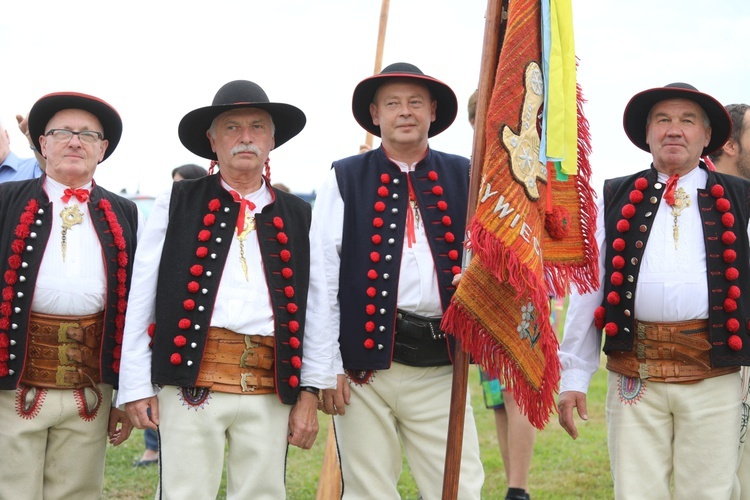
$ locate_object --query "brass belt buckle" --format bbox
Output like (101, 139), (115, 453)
(638, 363), (650, 380)
(58, 343), (71, 365)
(58, 322), (80, 343)
(636, 343), (646, 359)
(240, 373), (257, 392)
(636, 322), (646, 340)
(56, 365), (75, 387)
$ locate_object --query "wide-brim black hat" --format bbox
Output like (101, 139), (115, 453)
(179, 80), (306, 160)
(352, 62), (458, 138)
(28, 92), (122, 162)
(623, 82), (731, 156)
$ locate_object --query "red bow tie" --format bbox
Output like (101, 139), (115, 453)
(62, 188), (90, 204)
(229, 190), (257, 234)
(663, 174), (679, 206)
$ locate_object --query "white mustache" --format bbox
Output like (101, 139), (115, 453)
(232, 144), (262, 156)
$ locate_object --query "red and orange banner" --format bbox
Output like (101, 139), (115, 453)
(442, 0), (598, 428)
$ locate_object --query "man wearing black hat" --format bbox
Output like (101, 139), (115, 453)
(117, 80), (334, 499)
(558, 83), (750, 498)
(313, 63), (484, 499)
(0, 92), (141, 499)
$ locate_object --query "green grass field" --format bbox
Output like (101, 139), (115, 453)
(101, 364), (613, 499)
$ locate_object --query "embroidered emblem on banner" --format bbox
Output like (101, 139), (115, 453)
(502, 62), (547, 200)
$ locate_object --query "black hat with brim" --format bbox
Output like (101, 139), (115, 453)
(352, 62), (458, 138)
(178, 80), (306, 160)
(623, 82), (731, 156)
(28, 92), (122, 162)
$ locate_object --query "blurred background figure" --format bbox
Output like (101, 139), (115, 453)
(0, 114), (44, 182)
(134, 162), (207, 468)
(171, 163), (208, 182)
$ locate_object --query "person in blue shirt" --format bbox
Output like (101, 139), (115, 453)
(0, 115), (44, 182)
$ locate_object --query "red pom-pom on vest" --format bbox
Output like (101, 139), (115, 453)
(604, 322), (618, 337)
(728, 335), (743, 351)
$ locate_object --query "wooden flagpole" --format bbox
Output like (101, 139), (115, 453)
(364, 0), (390, 151)
(441, 1), (508, 498)
(316, 2), (390, 498)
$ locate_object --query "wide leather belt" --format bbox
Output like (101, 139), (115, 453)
(195, 327), (275, 395)
(394, 310), (451, 367)
(21, 311), (104, 389)
(606, 319), (739, 384)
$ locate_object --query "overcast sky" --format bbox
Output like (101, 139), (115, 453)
(3, 0), (749, 197)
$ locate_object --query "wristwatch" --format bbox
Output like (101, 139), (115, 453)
(300, 386), (320, 397)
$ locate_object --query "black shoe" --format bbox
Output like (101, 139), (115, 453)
(505, 488), (530, 500)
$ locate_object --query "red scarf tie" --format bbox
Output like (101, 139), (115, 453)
(663, 174), (680, 206)
(229, 190), (256, 234)
(62, 188), (90, 203)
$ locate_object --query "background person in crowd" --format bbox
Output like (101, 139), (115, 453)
(0, 92), (141, 499)
(467, 88), (536, 500)
(171, 163), (208, 182)
(118, 80), (335, 499)
(134, 162), (208, 468)
(558, 83), (750, 498)
(710, 104), (750, 179)
(313, 62), (484, 500)
(0, 115), (44, 182)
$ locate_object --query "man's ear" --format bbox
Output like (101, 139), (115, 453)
(369, 102), (380, 127)
(722, 138), (739, 158)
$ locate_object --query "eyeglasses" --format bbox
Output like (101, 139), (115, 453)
(45, 129), (104, 144)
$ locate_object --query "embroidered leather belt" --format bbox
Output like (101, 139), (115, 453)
(195, 327), (276, 395)
(393, 309), (451, 367)
(606, 319), (739, 384)
(21, 311), (104, 389)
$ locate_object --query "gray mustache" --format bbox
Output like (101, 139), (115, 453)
(231, 144), (262, 156)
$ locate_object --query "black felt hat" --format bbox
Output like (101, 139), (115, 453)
(623, 82), (731, 156)
(352, 62), (458, 138)
(28, 92), (122, 162)
(178, 80), (306, 160)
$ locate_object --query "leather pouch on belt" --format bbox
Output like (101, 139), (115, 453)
(393, 310), (451, 367)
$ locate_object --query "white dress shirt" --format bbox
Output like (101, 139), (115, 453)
(559, 166), (750, 393)
(32, 177), (145, 315)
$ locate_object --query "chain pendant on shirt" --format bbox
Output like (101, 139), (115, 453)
(669, 187), (690, 250)
(235, 210), (255, 281)
(60, 205), (83, 261)
(409, 198), (421, 228)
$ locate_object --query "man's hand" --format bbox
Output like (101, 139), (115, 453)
(320, 374), (350, 415)
(288, 391), (319, 449)
(16, 114), (30, 138)
(558, 390), (588, 440)
(108, 407), (134, 446)
(125, 396), (159, 430)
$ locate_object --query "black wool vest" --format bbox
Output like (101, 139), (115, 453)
(600, 164), (750, 367)
(0, 176), (139, 389)
(334, 147), (469, 371)
(150, 175), (312, 404)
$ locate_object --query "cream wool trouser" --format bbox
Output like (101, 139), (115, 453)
(0, 384), (113, 500)
(731, 367), (750, 500)
(606, 370), (741, 499)
(156, 387), (292, 500)
(334, 362), (484, 500)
